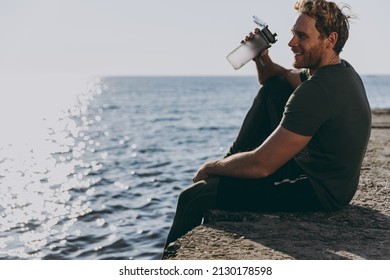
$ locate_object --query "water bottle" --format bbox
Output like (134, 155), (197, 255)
(226, 15), (277, 70)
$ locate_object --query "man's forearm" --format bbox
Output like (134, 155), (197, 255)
(284, 68), (303, 89)
(268, 63), (302, 89)
(255, 53), (302, 89)
(193, 150), (267, 183)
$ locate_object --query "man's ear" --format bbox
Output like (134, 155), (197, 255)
(327, 32), (338, 49)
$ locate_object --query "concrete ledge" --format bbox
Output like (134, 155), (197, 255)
(164, 207), (389, 259)
(163, 110), (390, 260)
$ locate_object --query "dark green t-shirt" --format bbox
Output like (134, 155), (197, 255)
(281, 60), (371, 211)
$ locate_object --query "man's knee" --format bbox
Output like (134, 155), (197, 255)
(178, 181), (207, 205)
(262, 76), (294, 100)
(178, 178), (219, 206)
(261, 77), (294, 126)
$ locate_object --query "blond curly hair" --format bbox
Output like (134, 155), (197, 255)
(294, 0), (352, 54)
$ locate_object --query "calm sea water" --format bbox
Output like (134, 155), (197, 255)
(0, 75), (389, 260)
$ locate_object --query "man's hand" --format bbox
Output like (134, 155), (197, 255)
(242, 29), (281, 85)
(192, 161), (217, 183)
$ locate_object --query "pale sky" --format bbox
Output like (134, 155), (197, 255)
(0, 0), (389, 77)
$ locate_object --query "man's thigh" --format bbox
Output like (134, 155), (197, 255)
(216, 176), (322, 212)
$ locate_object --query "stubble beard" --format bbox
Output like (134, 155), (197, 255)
(292, 45), (323, 71)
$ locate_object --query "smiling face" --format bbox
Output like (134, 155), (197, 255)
(288, 14), (329, 73)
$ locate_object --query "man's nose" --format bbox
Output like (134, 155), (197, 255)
(288, 36), (298, 47)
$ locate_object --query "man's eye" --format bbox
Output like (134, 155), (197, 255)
(291, 31), (307, 39)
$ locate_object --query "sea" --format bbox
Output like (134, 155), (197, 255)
(0, 75), (389, 260)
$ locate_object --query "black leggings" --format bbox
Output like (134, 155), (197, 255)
(164, 77), (323, 247)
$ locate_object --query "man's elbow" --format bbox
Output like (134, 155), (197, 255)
(255, 168), (273, 179)
(250, 161), (274, 179)
(247, 151), (279, 179)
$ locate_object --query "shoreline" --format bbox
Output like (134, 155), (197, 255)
(163, 109), (390, 260)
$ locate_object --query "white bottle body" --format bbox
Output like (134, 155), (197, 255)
(226, 33), (270, 70)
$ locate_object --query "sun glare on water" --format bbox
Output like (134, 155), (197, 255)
(0, 74), (103, 258)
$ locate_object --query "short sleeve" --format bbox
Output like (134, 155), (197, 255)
(281, 81), (332, 136)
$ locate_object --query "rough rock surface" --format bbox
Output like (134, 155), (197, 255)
(163, 109), (390, 260)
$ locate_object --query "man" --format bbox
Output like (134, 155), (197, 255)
(164, 0), (371, 250)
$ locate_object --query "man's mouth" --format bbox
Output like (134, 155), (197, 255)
(292, 49), (303, 56)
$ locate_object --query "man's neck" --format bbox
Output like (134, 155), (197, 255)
(310, 54), (341, 75)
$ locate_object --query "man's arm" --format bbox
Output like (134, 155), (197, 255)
(193, 125), (311, 182)
(255, 50), (302, 89)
